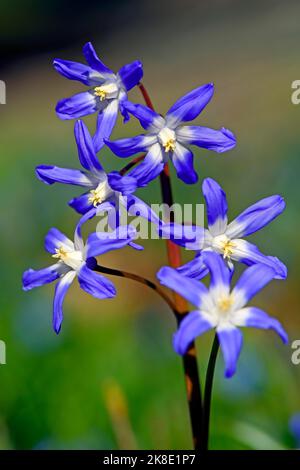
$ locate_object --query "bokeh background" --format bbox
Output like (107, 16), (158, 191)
(0, 0), (300, 450)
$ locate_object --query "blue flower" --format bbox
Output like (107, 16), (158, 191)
(105, 84), (236, 186)
(54, 42), (143, 152)
(157, 252), (288, 378)
(160, 177), (287, 280)
(22, 223), (136, 334)
(36, 120), (160, 249)
(36, 120), (139, 215)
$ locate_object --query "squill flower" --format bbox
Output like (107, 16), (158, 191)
(54, 42), (143, 151)
(106, 84), (236, 186)
(157, 251), (288, 378)
(160, 177), (287, 280)
(22, 223), (136, 334)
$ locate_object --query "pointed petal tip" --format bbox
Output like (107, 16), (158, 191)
(224, 367), (236, 379)
(54, 323), (61, 335)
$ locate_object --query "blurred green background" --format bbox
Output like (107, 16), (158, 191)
(0, 0), (299, 450)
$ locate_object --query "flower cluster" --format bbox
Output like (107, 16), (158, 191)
(23, 42), (287, 378)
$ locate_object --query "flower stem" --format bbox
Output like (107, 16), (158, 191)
(201, 334), (219, 451)
(119, 154), (146, 176)
(93, 263), (179, 316)
(138, 82), (203, 450)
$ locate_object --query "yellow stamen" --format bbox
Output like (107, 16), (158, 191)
(222, 240), (236, 259)
(94, 86), (107, 101)
(163, 139), (176, 153)
(52, 247), (69, 261)
(88, 186), (106, 207)
(217, 296), (233, 312)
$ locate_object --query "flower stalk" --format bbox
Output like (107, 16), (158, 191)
(138, 82), (203, 450)
(201, 334), (219, 451)
(93, 263), (179, 316)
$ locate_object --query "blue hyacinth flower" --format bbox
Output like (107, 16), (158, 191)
(22, 222), (136, 334)
(160, 177), (287, 280)
(54, 42), (143, 152)
(157, 252), (288, 378)
(105, 84), (236, 186)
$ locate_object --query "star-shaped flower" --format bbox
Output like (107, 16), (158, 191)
(54, 42), (143, 151)
(105, 84), (236, 186)
(160, 177), (287, 280)
(157, 252), (288, 378)
(22, 222), (136, 334)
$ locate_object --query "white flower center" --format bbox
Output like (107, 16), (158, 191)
(158, 127), (176, 153)
(88, 180), (113, 207)
(94, 82), (119, 101)
(52, 247), (84, 271)
(212, 234), (236, 260)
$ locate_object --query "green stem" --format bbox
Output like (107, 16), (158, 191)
(201, 334), (219, 451)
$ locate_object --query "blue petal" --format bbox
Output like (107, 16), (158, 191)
(35, 165), (96, 187)
(226, 195), (286, 238)
(53, 270), (76, 334)
(74, 207), (97, 250)
(171, 143), (198, 184)
(202, 178), (228, 235)
(230, 239), (287, 280)
(68, 192), (93, 214)
(177, 254), (208, 280)
(177, 126), (236, 152)
(53, 59), (92, 85)
(82, 42), (113, 74)
(173, 310), (215, 355)
(232, 263), (276, 308)
(74, 120), (103, 171)
(108, 171), (137, 195)
(128, 241), (144, 251)
(93, 100), (119, 152)
(217, 326), (243, 378)
(159, 223), (205, 251)
(105, 134), (153, 158)
(122, 101), (162, 130)
(157, 266), (208, 308)
(22, 265), (60, 291)
(44, 228), (74, 254)
(118, 60), (143, 91)
(125, 194), (161, 225)
(78, 264), (116, 299)
(86, 225), (136, 258)
(235, 307), (288, 343)
(166, 83), (214, 127)
(127, 143), (164, 186)
(119, 94), (130, 122)
(56, 92), (97, 120)
(202, 251), (231, 295)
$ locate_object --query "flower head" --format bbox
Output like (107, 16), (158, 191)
(22, 222), (136, 334)
(36, 120), (138, 215)
(54, 42), (143, 151)
(157, 252), (288, 378)
(105, 84), (236, 186)
(35, 120), (160, 249)
(160, 177), (287, 280)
